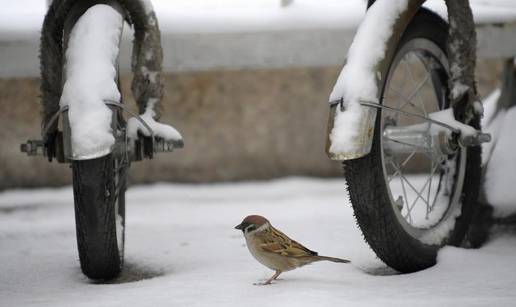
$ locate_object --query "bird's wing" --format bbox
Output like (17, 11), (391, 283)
(257, 227), (317, 258)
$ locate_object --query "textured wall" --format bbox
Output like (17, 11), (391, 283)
(0, 67), (343, 190)
(0, 60), (503, 190)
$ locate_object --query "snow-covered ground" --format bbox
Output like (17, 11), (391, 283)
(1, 177), (515, 307)
(2, 0), (516, 37)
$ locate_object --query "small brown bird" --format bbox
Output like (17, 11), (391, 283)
(235, 215), (350, 285)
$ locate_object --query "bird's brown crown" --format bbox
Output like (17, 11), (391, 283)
(241, 215), (269, 227)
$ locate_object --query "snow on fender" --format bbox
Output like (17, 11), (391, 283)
(326, 0), (423, 160)
(60, 5), (123, 160)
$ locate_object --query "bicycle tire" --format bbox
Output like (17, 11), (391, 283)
(64, 3), (127, 280)
(344, 9), (481, 273)
(72, 154), (126, 279)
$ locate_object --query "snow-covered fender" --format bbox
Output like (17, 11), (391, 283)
(40, 0), (164, 160)
(326, 0), (424, 160)
(326, 0), (478, 161)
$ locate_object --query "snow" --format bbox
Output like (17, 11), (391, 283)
(140, 0), (156, 15)
(3, 0), (516, 40)
(425, 0), (516, 24)
(386, 174), (464, 245)
(59, 5), (123, 159)
(152, 0), (365, 34)
(127, 99), (183, 141)
(482, 89), (516, 217)
(450, 79), (470, 101)
(327, 0), (487, 156)
(428, 108), (478, 137)
(2, 1), (516, 77)
(0, 0), (367, 41)
(389, 175), (450, 229)
(328, 0), (408, 101)
(60, 3), (182, 148)
(480, 88), (501, 165)
(328, 0), (409, 156)
(1, 177), (516, 306)
(420, 203), (462, 246)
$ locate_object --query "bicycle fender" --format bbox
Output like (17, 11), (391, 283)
(326, 0), (424, 161)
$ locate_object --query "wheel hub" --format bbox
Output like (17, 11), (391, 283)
(382, 124), (458, 157)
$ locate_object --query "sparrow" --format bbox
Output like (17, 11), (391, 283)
(235, 215), (350, 285)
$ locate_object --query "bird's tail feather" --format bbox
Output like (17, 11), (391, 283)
(314, 255), (350, 263)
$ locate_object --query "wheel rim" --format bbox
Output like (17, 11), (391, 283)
(113, 112), (127, 259)
(379, 38), (467, 243)
(113, 157), (124, 255)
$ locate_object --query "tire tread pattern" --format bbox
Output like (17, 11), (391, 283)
(72, 154), (122, 280)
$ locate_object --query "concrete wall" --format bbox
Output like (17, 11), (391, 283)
(1, 67), (343, 190)
(0, 60), (503, 190)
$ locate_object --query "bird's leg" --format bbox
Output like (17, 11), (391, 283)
(255, 270), (282, 286)
(273, 270), (282, 280)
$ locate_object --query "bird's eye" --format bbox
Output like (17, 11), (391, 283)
(245, 225), (257, 232)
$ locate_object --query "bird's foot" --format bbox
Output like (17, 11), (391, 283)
(253, 270), (281, 285)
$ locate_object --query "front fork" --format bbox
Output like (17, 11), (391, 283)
(20, 102), (183, 163)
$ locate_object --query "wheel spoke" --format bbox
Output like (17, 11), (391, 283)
(430, 168), (446, 211)
(386, 62), (444, 222)
(403, 162), (441, 220)
(394, 58), (411, 122)
(412, 74), (430, 117)
(386, 135), (447, 222)
(379, 38), (464, 234)
(403, 59), (430, 114)
(390, 72), (430, 116)
(425, 157), (435, 219)
(389, 87), (424, 115)
(390, 159), (410, 221)
(387, 150), (417, 183)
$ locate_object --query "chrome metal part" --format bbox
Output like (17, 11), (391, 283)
(42, 105), (69, 141)
(20, 140), (46, 156)
(362, 99), (491, 149)
(21, 100), (184, 162)
(62, 110), (73, 160)
(360, 100), (460, 134)
(154, 139), (184, 152)
(383, 125), (458, 156)
(460, 133), (491, 147)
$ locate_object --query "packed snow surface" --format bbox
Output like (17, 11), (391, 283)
(2, 0), (516, 77)
(60, 5), (123, 159)
(1, 177), (516, 307)
(328, 0), (409, 155)
(2, 0), (516, 39)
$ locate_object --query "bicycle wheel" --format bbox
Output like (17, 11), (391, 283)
(64, 3), (127, 280)
(344, 9), (481, 273)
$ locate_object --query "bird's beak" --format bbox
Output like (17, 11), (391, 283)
(234, 223), (243, 230)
